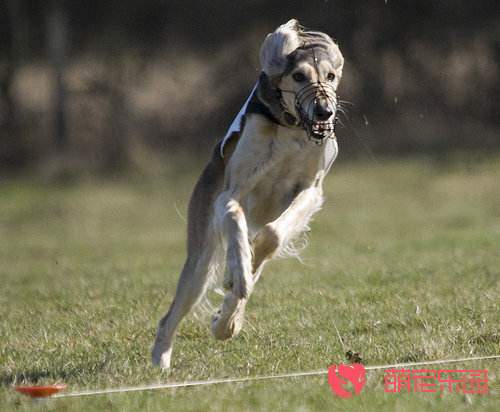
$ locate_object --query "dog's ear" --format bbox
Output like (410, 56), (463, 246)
(258, 72), (281, 106)
(330, 43), (344, 84)
(260, 19), (301, 76)
(331, 42), (344, 79)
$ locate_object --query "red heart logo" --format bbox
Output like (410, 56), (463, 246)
(328, 363), (366, 398)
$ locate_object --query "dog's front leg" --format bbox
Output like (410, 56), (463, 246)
(252, 186), (324, 272)
(214, 191), (253, 299)
(210, 191), (253, 340)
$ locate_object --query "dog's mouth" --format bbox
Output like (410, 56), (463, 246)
(308, 120), (335, 142)
(298, 116), (336, 144)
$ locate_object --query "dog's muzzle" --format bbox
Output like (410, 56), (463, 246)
(295, 82), (338, 144)
(281, 82), (338, 144)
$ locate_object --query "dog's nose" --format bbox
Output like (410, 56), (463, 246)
(314, 102), (333, 121)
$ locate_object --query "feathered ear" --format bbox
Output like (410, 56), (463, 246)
(332, 43), (344, 77)
(259, 19), (301, 76)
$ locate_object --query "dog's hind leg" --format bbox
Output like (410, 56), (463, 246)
(152, 153), (225, 369)
(152, 239), (216, 369)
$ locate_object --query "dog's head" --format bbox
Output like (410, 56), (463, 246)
(259, 19), (344, 143)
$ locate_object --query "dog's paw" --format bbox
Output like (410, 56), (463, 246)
(151, 346), (172, 370)
(211, 295), (245, 340)
(251, 224), (281, 271)
(252, 224), (280, 257)
(211, 310), (235, 340)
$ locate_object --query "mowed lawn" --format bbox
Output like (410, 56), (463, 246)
(1, 155), (499, 411)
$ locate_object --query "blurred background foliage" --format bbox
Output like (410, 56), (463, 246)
(0, 0), (499, 175)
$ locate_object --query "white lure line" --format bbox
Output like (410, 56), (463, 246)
(51, 354), (499, 399)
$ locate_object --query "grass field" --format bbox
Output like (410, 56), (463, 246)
(1, 155), (499, 411)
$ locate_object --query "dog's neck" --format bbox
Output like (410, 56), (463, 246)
(246, 92), (281, 127)
(254, 72), (299, 129)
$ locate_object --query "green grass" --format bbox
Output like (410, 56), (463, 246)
(1, 155), (499, 411)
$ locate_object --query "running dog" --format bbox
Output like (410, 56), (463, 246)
(152, 19), (344, 369)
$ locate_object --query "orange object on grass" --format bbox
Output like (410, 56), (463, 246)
(14, 384), (67, 398)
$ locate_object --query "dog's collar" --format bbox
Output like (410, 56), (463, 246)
(219, 78), (299, 159)
(255, 72), (300, 128)
(246, 93), (282, 126)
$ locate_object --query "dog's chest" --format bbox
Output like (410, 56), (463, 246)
(241, 130), (336, 229)
(244, 159), (312, 227)
(226, 116), (338, 230)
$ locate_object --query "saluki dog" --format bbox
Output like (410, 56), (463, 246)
(152, 19), (344, 369)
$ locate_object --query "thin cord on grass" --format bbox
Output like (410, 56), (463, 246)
(49, 354), (499, 399)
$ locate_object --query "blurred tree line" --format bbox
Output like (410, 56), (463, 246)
(0, 0), (498, 174)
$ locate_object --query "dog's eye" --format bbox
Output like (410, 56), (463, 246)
(327, 72), (336, 82)
(292, 72), (306, 82)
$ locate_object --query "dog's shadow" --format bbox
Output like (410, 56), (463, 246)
(1, 362), (106, 386)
